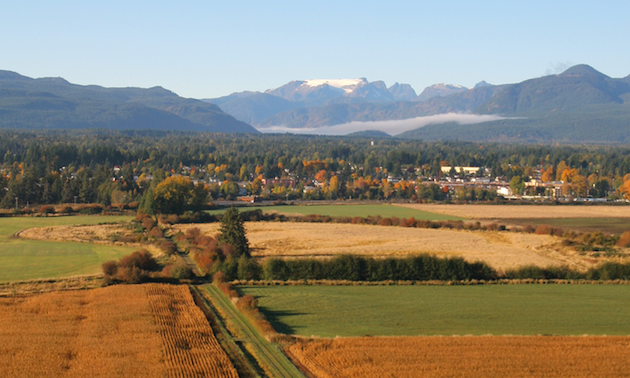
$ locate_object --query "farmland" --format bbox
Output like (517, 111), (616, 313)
(209, 204), (463, 220)
(288, 336), (630, 378)
(176, 221), (589, 270)
(397, 203), (630, 220)
(240, 285), (630, 337)
(0, 283), (238, 378)
(0, 216), (134, 282)
(508, 217), (630, 235)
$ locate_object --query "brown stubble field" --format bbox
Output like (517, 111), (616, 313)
(0, 284), (238, 378)
(175, 222), (600, 271)
(396, 203), (630, 219)
(18, 223), (163, 255)
(288, 336), (630, 378)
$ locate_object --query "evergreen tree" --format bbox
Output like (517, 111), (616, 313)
(218, 207), (249, 257)
(139, 188), (156, 217)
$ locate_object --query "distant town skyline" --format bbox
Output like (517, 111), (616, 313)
(1, 0), (629, 99)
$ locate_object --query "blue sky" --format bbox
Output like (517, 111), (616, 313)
(1, 1), (629, 99)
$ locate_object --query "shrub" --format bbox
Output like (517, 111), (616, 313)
(522, 224), (535, 233)
(170, 262), (194, 280)
(237, 255), (262, 280)
(149, 226), (164, 239)
(185, 227), (201, 241)
(78, 205), (103, 215)
(160, 240), (177, 254)
(213, 271), (227, 284)
(102, 250), (160, 285)
(39, 205), (55, 215)
(142, 217), (157, 230)
(118, 250), (158, 271)
(60, 206), (74, 214)
(616, 231), (630, 248)
(102, 260), (118, 276)
(116, 266), (147, 284)
(587, 262), (630, 280)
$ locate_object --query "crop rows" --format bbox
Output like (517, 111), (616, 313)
(144, 284), (238, 378)
(288, 336), (630, 378)
(0, 285), (165, 377)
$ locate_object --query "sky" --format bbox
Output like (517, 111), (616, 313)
(1, 1), (629, 99)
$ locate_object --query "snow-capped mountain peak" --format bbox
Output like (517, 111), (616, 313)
(303, 78), (367, 93)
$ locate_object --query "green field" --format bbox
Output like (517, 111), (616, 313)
(240, 285), (630, 337)
(0, 215), (134, 282)
(509, 217), (630, 235)
(210, 204), (462, 220)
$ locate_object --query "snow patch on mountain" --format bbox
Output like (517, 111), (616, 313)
(304, 78), (367, 93)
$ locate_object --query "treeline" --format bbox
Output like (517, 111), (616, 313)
(505, 262), (630, 281)
(261, 255), (495, 281)
(209, 254), (630, 282)
(3, 130), (630, 208)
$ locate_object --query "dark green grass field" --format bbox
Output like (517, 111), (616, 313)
(508, 217), (630, 235)
(209, 204), (462, 220)
(0, 215), (134, 282)
(240, 285), (630, 337)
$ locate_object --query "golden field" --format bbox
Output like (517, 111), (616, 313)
(395, 203), (630, 219)
(176, 222), (597, 270)
(288, 336), (630, 378)
(0, 284), (238, 378)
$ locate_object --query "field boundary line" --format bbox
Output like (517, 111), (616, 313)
(201, 284), (307, 378)
(231, 279), (630, 286)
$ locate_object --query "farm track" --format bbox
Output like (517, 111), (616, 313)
(145, 284), (239, 378)
(200, 284), (306, 378)
(190, 285), (264, 378)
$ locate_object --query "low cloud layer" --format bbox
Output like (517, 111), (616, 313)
(256, 113), (513, 136)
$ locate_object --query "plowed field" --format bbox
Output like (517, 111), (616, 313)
(0, 284), (238, 378)
(288, 336), (630, 378)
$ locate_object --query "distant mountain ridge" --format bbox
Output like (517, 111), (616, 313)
(206, 77), (469, 126)
(0, 71), (258, 133)
(416, 83), (468, 102)
(208, 64), (630, 143)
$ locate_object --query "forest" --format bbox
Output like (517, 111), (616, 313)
(1, 129), (630, 209)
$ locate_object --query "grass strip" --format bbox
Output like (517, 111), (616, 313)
(190, 286), (262, 378)
(201, 284), (306, 378)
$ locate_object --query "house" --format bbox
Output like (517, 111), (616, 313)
(497, 186), (513, 196)
(440, 166), (480, 175)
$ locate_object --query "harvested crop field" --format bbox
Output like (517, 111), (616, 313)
(19, 223), (133, 245)
(396, 203), (630, 219)
(288, 336), (630, 378)
(18, 223), (161, 254)
(0, 283), (238, 378)
(176, 222), (589, 270)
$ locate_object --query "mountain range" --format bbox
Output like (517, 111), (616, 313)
(207, 65), (630, 143)
(0, 71), (257, 133)
(1, 65), (629, 143)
